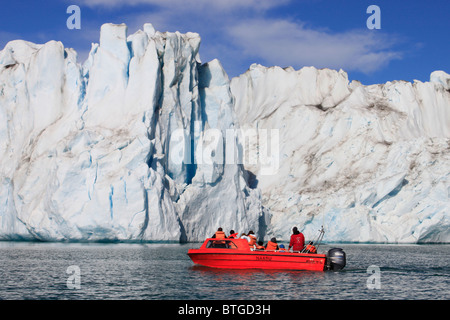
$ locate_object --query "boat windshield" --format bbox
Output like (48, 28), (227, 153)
(205, 240), (239, 249)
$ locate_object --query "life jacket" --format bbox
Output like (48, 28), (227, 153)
(255, 244), (265, 250)
(215, 231), (226, 239)
(306, 244), (317, 253)
(228, 233), (238, 239)
(278, 247), (287, 252)
(248, 234), (257, 246)
(266, 241), (278, 251)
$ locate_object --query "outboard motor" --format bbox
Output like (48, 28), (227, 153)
(326, 248), (346, 271)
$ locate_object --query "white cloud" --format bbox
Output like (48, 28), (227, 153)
(71, 0), (402, 75)
(226, 18), (402, 74)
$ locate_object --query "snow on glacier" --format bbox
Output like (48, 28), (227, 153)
(231, 64), (449, 243)
(0, 23), (262, 242)
(0, 23), (449, 243)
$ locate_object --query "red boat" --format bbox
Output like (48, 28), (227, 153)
(187, 238), (346, 271)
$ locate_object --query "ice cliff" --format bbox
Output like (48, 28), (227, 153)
(0, 23), (262, 242)
(231, 65), (450, 243)
(0, 23), (449, 243)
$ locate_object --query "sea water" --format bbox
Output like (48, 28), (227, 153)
(0, 242), (448, 300)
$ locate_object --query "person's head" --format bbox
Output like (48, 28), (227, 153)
(248, 230), (254, 235)
(271, 237), (277, 243)
(308, 241), (313, 245)
(258, 241), (264, 246)
(279, 244), (285, 248)
(230, 230), (235, 234)
(218, 227), (223, 231)
(293, 227), (299, 235)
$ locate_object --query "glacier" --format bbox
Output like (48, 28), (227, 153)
(232, 65), (449, 243)
(0, 23), (449, 243)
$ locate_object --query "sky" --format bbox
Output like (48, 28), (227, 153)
(0, 0), (449, 85)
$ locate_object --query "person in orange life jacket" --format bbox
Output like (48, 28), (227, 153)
(289, 227), (305, 252)
(278, 244), (287, 252)
(239, 232), (250, 242)
(305, 241), (317, 253)
(255, 241), (265, 250)
(247, 230), (257, 246)
(265, 237), (279, 251)
(239, 231), (251, 241)
(228, 230), (238, 239)
(212, 227), (226, 239)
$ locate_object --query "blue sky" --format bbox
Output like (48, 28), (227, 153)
(0, 0), (448, 85)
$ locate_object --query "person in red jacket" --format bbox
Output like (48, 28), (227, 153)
(289, 227), (305, 252)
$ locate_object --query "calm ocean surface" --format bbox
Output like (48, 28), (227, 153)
(0, 242), (448, 300)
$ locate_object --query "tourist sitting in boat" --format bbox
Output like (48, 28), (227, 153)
(247, 231), (257, 247)
(265, 237), (279, 251)
(278, 244), (287, 252)
(305, 241), (317, 253)
(227, 230), (238, 239)
(211, 228), (227, 247)
(239, 232), (250, 242)
(239, 230), (258, 248)
(212, 227), (226, 239)
(289, 227), (305, 252)
(255, 241), (265, 250)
